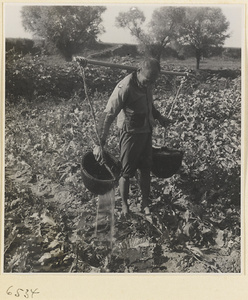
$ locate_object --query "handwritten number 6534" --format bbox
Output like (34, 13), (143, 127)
(6, 286), (39, 298)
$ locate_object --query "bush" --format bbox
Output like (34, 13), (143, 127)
(6, 38), (35, 55)
(5, 54), (132, 101)
(222, 48), (241, 59)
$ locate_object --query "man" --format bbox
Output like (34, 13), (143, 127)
(94, 58), (171, 217)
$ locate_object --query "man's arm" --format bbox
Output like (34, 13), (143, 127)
(152, 104), (162, 120)
(97, 83), (128, 146)
(152, 103), (171, 128)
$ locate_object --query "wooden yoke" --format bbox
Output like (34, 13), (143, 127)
(73, 56), (191, 77)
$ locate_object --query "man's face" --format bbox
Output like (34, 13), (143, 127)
(137, 67), (159, 88)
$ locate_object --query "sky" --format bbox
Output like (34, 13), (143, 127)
(4, 4), (244, 48)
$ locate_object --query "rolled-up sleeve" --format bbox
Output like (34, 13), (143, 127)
(105, 83), (128, 117)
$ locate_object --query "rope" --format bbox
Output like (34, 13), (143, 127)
(77, 61), (116, 179)
(77, 63), (102, 147)
(162, 76), (187, 142)
(168, 80), (184, 118)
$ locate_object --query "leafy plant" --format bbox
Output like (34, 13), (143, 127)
(4, 55), (241, 273)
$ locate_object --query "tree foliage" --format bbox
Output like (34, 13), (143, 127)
(115, 7), (146, 41)
(145, 7), (185, 60)
(116, 7), (185, 61)
(21, 6), (106, 60)
(115, 6), (230, 67)
(178, 7), (230, 69)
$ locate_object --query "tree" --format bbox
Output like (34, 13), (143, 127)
(115, 7), (147, 44)
(178, 7), (230, 69)
(116, 7), (185, 61)
(146, 7), (185, 60)
(21, 6), (106, 60)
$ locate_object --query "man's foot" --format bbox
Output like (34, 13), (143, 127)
(141, 205), (153, 223)
(121, 203), (130, 216)
(142, 206), (151, 216)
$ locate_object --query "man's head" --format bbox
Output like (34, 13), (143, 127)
(136, 58), (161, 88)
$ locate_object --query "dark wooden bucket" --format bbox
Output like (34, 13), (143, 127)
(81, 151), (121, 195)
(152, 146), (183, 178)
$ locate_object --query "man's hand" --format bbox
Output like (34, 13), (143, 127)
(93, 145), (104, 164)
(158, 115), (172, 128)
(73, 56), (88, 68)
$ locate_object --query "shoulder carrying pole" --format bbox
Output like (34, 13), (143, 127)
(73, 56), (191, 77)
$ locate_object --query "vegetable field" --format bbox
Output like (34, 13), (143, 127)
(4, 54), (241, 273)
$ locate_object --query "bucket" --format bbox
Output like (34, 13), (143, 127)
(81, 150), (122, 195)
(152, 146), (183, 178)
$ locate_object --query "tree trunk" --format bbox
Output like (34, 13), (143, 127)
(147, 44), (162, 62)
(196, 49), (201, 70)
